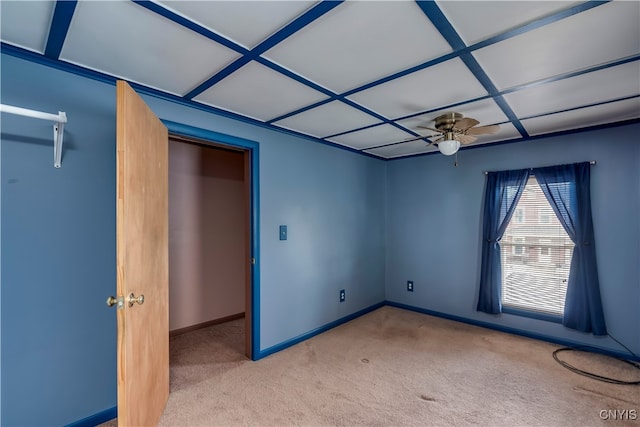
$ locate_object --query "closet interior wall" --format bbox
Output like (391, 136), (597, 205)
(168, 138), (246, 333)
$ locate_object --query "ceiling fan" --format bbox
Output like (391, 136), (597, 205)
(404, 112), (500, 156)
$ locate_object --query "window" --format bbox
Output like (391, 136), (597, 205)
(501, 175), (574, 316)
(539, 211), (551, 223)
(514, 208), (524, 223)
(512, 237), (525, 255)
(478, 162), (606, 335)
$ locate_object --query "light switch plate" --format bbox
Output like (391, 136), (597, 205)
(279, 225), (287, 240)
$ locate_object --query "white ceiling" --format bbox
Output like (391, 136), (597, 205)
(1, 0), (638, 159)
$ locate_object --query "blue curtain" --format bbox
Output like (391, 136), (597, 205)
(477, 169), (530, 314)
(534, 162), (606, 335)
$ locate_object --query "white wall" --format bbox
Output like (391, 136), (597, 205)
(168, 140), (246, 331)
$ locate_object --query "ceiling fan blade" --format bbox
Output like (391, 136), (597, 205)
(401, 134), (440, 143)
(454, 117), (479, 131)
(400, 136), (429, 143)
(458, 134), (478, 145)
(467, 124), (500, 135)
(432, 137), (444, 144)
(417, 125), (442, 133)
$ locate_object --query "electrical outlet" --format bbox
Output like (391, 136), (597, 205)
(407, 280), (414, 292)
(339, 289), (345, 302)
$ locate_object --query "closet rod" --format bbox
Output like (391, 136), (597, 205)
(0, 104), (67, 124)
(0, 104), (67, 168)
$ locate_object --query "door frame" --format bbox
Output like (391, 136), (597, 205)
(163, 120), (260, 360)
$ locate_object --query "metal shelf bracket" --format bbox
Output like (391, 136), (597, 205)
(0, 104), (68, 168)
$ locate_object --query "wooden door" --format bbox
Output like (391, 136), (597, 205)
(116, 80), (169, 426)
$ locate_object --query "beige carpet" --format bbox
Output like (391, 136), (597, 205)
(102, 306), (640, 426)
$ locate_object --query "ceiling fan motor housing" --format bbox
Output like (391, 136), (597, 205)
(434, 112), (463, 131)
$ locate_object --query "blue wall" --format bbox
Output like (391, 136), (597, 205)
(386, 123), (640, 355)
(138, 93), (387, 351)
(0, 54), (386, 425)
(1, 55), (118, 426)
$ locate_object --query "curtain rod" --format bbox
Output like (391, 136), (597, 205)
(483, 160), (596, 175)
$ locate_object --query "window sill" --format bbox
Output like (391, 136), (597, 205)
(502, 306), (563, 324)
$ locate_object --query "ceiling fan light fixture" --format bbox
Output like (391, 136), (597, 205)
(438, 136), (460, 156)
(409, 113), (498, 156)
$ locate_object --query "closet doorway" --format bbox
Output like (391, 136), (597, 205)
(167, 134), (253, 361)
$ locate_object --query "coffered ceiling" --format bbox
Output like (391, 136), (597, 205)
(1, 1), (638, 159)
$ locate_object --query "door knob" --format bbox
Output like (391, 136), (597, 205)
(127, 293), (144, 307)
(107, 295), (124, 309)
